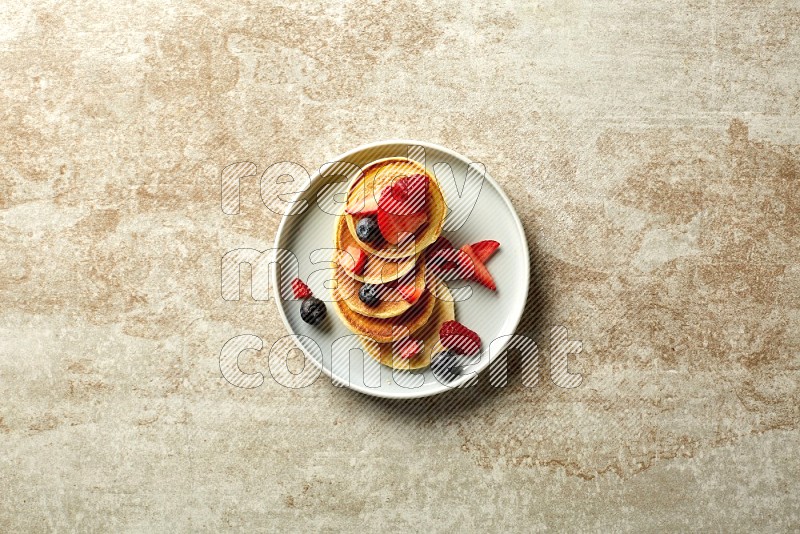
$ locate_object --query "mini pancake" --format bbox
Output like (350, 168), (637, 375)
(344, 157), (447, 260)
(334, 215), (418, 285)
(331, 284), (435, 343)
(360, 282), (456, 370)
(332, 263), (426, 319)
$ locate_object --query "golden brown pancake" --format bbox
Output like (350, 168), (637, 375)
(360, 282), (456, 370)
(332, 262), (426, 319)
(344, 157), (447, 260)
(334, 215), (418, 285)
(331, 284), (436, 343)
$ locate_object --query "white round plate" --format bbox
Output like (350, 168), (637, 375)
(273, 140), (529, 399)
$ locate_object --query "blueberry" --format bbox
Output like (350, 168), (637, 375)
(300, 297), (327, 325)
(356, 216), (381, 242)
(431, 350), (461, 383)
(359, 284), (380, 307)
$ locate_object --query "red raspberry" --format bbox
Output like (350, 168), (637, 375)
(291, 278), (312, 299)
(439, 320), (481, 355)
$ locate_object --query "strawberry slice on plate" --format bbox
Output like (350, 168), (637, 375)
(470, 240), (499, 263)
(461, 244), (496, 291)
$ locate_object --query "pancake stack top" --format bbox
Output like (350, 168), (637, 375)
(331, 157), (454, 370)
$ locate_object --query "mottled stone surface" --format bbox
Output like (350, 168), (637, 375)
(1, 0), (798, 531)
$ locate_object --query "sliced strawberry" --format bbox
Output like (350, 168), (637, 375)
(395, 337), (422, 359)
(377, 175), (429, 245)
(291, 278), (312, 299)
(338, 245), (367, 275)
(470, 240), (500, 263)
(379, 210), (427, 245)
(345, 175), (381, 216)
(461, 244), (496, 291)
(345, 192), (378, 216)
(394, 269), (424, 303)
(397, 283), (424, 304)
(439, 320), (481, 355)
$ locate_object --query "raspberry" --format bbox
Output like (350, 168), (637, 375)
(291, 278), (312, 299)
(439, 320), (481, 355)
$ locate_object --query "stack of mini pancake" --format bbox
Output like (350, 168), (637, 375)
(331, 157), (454, 370)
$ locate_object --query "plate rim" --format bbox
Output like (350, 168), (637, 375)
(272, 139), (530, 399)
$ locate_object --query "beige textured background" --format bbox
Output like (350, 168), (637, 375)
(1, 0), (799, 531)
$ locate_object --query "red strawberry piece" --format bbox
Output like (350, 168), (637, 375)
(345, 175), (381, 216)
(395, 337), (423, 359)
(291, 278), (312, 299)
(377, 174), (429, 245)
(345, 191), (378, 216)
(461, 244), (496, 291)
(393, 269), (424, 303)
(439, 320), (481, 356)
(339, 245), (367, 275)
(470, 240), (500, 263)
(396, 283), (424, 304)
